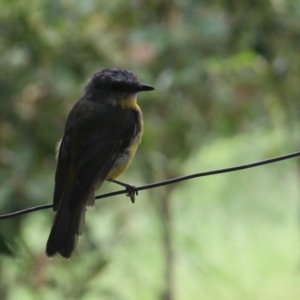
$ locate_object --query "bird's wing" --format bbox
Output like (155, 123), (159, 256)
(53, 100), (137, 211)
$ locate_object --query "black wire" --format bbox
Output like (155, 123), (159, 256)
(95, 150), (300, 198)
(0, 204), (53, 220)
(0, 150), (299, 220)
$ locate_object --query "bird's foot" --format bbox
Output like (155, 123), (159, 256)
(109, 179), (138, 203)
(125, 184), (138, 204)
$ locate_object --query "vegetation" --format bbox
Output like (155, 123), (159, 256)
(0, 0), (300, 299)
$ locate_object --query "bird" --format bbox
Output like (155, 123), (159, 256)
(46, 68), (154, 258)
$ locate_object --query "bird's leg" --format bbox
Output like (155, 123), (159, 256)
(109, 179), (138, 203)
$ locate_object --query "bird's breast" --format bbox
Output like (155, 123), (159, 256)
(106, 106), (143, 180)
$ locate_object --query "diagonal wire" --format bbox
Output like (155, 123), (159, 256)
(0, 150), (299, 220)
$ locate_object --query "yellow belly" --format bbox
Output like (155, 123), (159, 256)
(106, 138), (140, 180)
(106, 104), (143, 180)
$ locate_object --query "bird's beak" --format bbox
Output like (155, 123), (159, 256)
(139, 83), (155, 92)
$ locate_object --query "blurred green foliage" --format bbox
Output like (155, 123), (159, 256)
(1, 0), (300, 299)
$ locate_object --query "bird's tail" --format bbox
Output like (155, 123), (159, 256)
(46, 190), (88, 259)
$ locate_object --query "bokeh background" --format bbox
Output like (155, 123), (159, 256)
(1, 0), (300, 299)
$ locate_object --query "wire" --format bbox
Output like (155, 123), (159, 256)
(0, 150), (299, 220)
(0, 204), (53, 220)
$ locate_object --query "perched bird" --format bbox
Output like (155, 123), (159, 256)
(46, 68), (154, 258)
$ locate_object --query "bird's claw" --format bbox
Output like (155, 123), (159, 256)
(109, 179), (138, 203)
(125, 184), (138, 203)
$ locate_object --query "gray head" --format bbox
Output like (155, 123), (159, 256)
(83, 68), (154, 103)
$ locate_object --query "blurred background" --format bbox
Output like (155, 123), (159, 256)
(0, 0), (300, 299)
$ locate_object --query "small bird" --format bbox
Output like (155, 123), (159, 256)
(46, 68), (154, 258)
